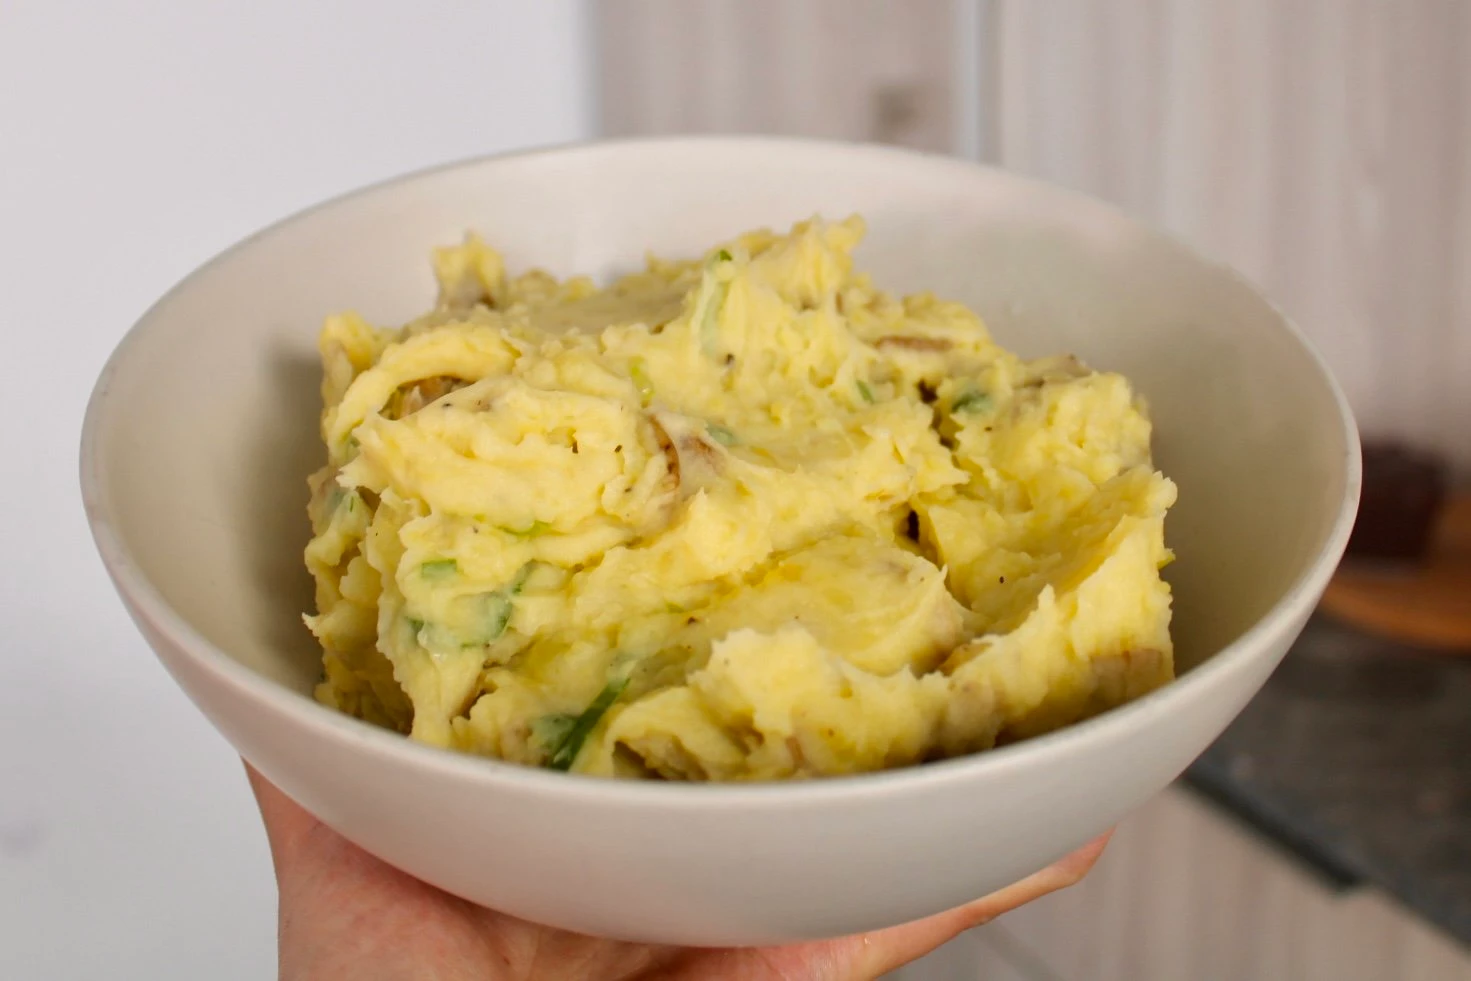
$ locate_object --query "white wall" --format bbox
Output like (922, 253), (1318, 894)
(0, 3), (591, 978)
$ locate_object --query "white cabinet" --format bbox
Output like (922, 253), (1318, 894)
(987, 0), (1471, 476)
(596, 0), (1471, 474)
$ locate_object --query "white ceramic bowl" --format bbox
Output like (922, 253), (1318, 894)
(81, 137), (1359, 946)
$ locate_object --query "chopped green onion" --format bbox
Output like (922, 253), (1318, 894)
(707, 423), (738, 446)
(951, 390), (993, 414)
(420, 558), (458, 580)
(716, 248), (732, 262)
(702, 297), (724, 351)
(329, 488), (358, 514)
(455, 590), (520, 648)
(545, 676), (630, 771)
(697, 254), (732, 355)
(504, 520), (550, 538)
(461, 565), (534, 646)
(532, 713), (577, 752)
(629, 357), (655, 406)
(479, 593), (514, 642)
(856, 379), (876, 403)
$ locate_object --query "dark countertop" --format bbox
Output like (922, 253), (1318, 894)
(1185, 615), (1471, 948)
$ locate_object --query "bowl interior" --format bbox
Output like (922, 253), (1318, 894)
(87, 139), (1355, 712)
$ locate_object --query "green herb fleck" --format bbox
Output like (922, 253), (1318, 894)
(707, 424), (738, 447)
(856, 379), (876, 403)
(697, 255), (732, 356)
(508, 562), (534, 595)
(479, 593), (514, 642)
(504, 520), (551, 538)
(462, 566), (533, 645)
(420, 558), (458, 580)
(545, 677), (630, 771)
(329, 488), (358, 514)
(532, 713), (577, 752)
(405, 617), (425, 636)
(951, 390), (993, 414)
(629, 357), (655, 406)
(716, 248), (733, 262)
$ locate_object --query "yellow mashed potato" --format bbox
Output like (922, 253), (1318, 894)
(304, 216), (1176, 780)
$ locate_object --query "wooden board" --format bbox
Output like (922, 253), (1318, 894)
(1321, 493), (1471, 651)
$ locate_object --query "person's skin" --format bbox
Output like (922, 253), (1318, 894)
(247, 766), (1108, 981)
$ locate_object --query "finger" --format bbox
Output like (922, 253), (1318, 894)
(243, 762), (325, 877)
(852, 832), (1112, 977)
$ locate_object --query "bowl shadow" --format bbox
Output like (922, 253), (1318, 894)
(234, 345), (324, 694)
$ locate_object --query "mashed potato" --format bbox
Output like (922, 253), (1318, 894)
(304, 216), (1176, 780)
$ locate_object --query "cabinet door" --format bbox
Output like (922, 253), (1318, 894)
(594, 0), (959, 151)
(988, 0), (1471, 473)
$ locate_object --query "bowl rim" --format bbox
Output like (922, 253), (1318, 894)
(80, 134), (1362, 807)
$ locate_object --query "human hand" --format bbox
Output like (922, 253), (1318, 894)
(247, 765), (1107, 980)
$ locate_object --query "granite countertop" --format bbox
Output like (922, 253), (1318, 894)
(1186, 615), (1471, 948)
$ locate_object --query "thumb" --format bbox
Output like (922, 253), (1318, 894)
(850, 832), (1113, 977)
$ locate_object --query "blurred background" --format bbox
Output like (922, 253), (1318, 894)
(3, 2), (1467, 978)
